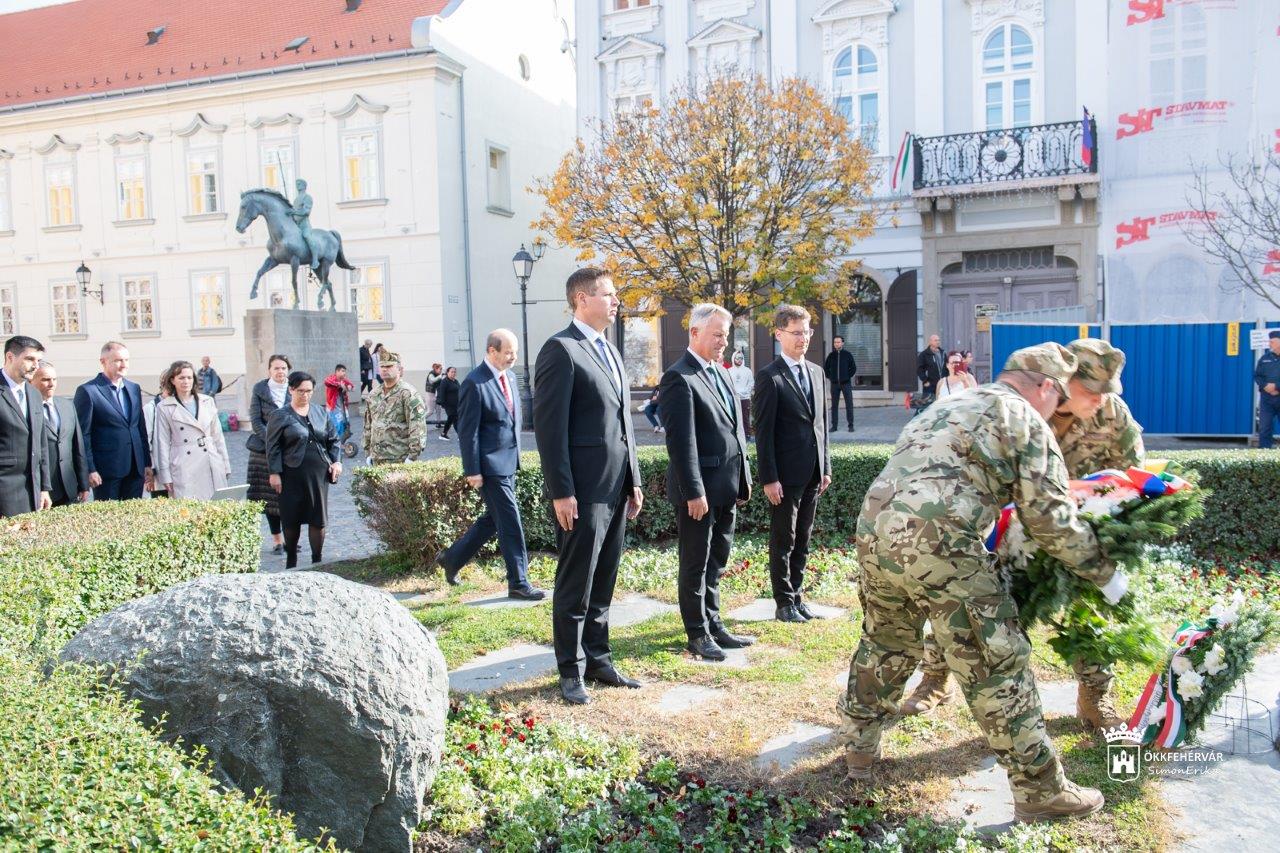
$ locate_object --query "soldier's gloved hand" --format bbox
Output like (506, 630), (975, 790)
(1098, 570), (1129, 606)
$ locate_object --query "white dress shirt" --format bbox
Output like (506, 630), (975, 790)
(2, 370), (27, 418)
(574, 317), (624, 394)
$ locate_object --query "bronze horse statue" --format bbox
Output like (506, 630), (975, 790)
(235, 188), (354, 310)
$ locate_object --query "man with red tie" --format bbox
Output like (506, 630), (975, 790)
(435, 329), (546, 600)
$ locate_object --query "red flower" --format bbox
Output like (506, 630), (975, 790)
(518, 733), (526, 742)
(524, 717), (536, 729)
(465, 742), (478, 753)
(491, 722), (500, 731)
(727, 806), (738, 822)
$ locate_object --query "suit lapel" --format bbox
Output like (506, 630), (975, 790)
(573, 329), (623, 403)
(0, 381), (25, 429)
(778, 359), (814, 417)
(690, 354), (735, 424)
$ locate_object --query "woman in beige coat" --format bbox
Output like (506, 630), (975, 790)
(154, 360), (231, 499)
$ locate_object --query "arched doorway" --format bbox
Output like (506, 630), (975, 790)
(832, 275), (884, 390)
(886, 270), (917, 391)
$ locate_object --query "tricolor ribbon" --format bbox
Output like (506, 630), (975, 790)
(891, 132), (913, 191)
(1127, 619), (1215, 748)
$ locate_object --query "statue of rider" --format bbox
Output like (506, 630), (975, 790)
(290, 178), (323, 271)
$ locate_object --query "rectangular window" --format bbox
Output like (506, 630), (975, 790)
(348, 262), (387, 323)
(0, 284), (16, 334)
(261, 140), (297, 192)
(116, 155), (147, 220)
(122, 275), (156, 331)
(46, 163), (75, 226)
(342, 131), (380, 200)
(1012, 79), (1031, 126)
(187, 149), (219, 214)
(486, 145), (512, 212)
(858, 93), (879, 150)
(51, 281), (81, 334)
(614, 0), (650, 8)
(0, 166), (10, 232)
(191, 271), (229, 329)
(985, 82), (1003, 129)
(262, 267), (295, 309)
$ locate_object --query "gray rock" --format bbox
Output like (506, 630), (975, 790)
(60, 571), (448, 852)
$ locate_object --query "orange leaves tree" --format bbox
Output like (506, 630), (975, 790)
(534, 71), (878, 329)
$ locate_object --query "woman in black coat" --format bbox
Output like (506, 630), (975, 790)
(436, 366), (461, 439)
(247, 354), (291, 553)
(266, 371), (342, 568)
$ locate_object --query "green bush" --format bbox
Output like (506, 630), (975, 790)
(356, 446), (1280, 568)
(0, 499), (329, 850)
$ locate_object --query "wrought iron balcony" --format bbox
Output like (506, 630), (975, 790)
(912, 119), (1098, 192)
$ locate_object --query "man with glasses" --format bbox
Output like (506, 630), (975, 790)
(838, 343), (1128, 823)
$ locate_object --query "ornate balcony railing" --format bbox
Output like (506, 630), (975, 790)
(912, 119), (1098, 191)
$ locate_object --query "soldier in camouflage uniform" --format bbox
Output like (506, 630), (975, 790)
(362, 350), (427, 464)
(839, 344), (1127, 822)
(905, 339), (1142, 731)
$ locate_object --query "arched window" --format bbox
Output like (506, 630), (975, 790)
(981, 23), (1035, 129)
(833, 45), (881, 151)
(832, 274), (883, 389)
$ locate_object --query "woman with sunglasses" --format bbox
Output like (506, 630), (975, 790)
(935, 350), (978, 400)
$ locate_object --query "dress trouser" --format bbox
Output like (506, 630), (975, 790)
(769, 474), (821, 608)
(440, 474), (530, 589)
(1259, 393), (1280, 448)
(552, 492), (628, 678)
(831, 381), (854, 428)
(93, 467), (144, 501)
(676, 502), (736, 639)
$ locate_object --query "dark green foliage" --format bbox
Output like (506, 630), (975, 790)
(1166, 449), (1280, 560)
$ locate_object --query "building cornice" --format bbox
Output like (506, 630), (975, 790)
(248, 112), (303, 129)
(104, 131), (154, 146)
(175, 113), (228, 137)
(329, 93), (389, 119)
(35, 134), (80, 154)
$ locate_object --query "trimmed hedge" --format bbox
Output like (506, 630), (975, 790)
(354, 446), (1280, 567)
(0, 499), (328, 850)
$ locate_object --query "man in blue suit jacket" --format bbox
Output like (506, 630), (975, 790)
(74, 341), (151, 501)
(435, 329), (546, 600)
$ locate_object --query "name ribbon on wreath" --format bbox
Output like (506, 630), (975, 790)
(1127, 620), (1215, 749)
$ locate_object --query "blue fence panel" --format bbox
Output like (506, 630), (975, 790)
(991, 324), (1102, 379)
(1111, 323), (1253, 436)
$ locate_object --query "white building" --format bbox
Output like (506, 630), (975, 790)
(576, 0), (1109, 387)
(0, 0), (578, 397)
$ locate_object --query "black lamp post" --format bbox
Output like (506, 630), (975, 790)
(76, 260), (103, 304)
(512, 242), (542, 430)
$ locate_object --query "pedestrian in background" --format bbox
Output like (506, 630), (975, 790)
(32, 361), (89, 507)
(324, 364), (354, 411)
(154, 360), (231, 500)
(362, 350), (427, 464)
(824, 335), (857, 431)
(74, 342), (151, 501)
(916, 334), (945, 400)
(267, 371), (342, 568)
(359, 339), (375, 395)
(143, 369), (171, 498)
(424, 362), (444, 424)
(437, 366), (461, 440)
(247, 354), (290, 554)
(642, 387), (662, 432)
(197, 356), (223, 397)
(0, 335), (51, 517)
(935, 351), (978, 400)
(727, 350), (754, 439)
(1255, 330), (1280, 448)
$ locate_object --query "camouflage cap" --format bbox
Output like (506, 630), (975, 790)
(1068, 338), (1125, 394)
(379, 349), (402, 367)
(1002, 342), (1077, 399)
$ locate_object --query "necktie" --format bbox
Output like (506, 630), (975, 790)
(498, 372), (514, 414)
(595, 337), (620, 394)
(709, 366), (734, 416)
(796, 364), (813, 408)
(44, 401), (57, 435)
(116, 384), (130, 420)
(15, 385), (25, 418)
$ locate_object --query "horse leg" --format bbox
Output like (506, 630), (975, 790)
(318, 260), (334, 311)
(290, 259), (301, 309)
(250, 256), (278, 300)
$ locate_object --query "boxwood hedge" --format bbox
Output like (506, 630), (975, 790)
(0, 499), (329, 850)
(354, 445), (1280, 567)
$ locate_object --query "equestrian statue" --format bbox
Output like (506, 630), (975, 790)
(235, 178), (354, 310)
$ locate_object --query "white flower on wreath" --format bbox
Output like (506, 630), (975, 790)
(1177, 669), (1206, 701)
(1202, 643), (1227, 676)
(1209, 591), (1243, 628)
(1147, 700), (1167, 727)
(1171, 656), (1194, 676)
(1078, 495), (1125, 518)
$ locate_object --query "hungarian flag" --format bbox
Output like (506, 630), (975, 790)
(1081, 107), (1094, 168)
(891, 131), (914, 191)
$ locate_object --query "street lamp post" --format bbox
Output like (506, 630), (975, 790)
(76, 261), (104, 305)
(512, 240), (545, 430)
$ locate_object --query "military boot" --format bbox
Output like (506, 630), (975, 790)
(1013, 781), (1104, 822)
(843, 745), (881, 782)
(901, 671), (953, 715)
(1076, 682), (1122, 732)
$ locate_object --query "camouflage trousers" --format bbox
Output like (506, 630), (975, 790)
(838, 554), (1066, 804)
(919, 622), (1115, 692)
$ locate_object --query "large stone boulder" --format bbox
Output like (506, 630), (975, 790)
(61, 571), (448, 852)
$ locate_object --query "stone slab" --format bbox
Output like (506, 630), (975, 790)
(464, 593), (549, 610)
(1036, 680), (1077, 717)
(754, 722), (836, 771)
(727, 599), (846, 622)
(657, 685), (725, 715)
(393, 592), (432, 608)
(689, 645), (751, 669)
(610, 593), (679, 627)
(943, 755), (1015, 833)
(448, 643), (557, 693)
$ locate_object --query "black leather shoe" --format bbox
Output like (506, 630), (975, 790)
(712, 628), (756, 649)
(508, 586), (547, 601)
(686, 635), (727, 661)
(434, 551), (461, 587)
(585, 666), (642, 689)
(796, 602), (825, 620)
(775, 605), (808, 623)
(559, 676), (590, 705)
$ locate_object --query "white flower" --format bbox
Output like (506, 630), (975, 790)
(1147, 701), (1166, 726)
(1202, 643), (1227, 676)
(1177, 669), (1205, 700)
(1209, 597), (1239, 628)
(1079, 496), (1123, 518)
(1171, 656), (1193, 675)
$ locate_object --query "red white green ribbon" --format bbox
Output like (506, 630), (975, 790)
(891, 132), (913, 191)
(1128, 620), (1214, 748)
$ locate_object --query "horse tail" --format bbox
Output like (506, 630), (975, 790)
(333, 232), (356, 270)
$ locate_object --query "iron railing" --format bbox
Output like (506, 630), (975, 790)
(912, 118), (1098, 191)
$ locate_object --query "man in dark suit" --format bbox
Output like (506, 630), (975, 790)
(534, 267), (644, 705)
(753, 305), (833, 623)
(917, 334), (945, 398)
(0, 335), (51, 517)
(74, 341), (151, 501)
(824, 335), (857, 431)
(437, 329), (546, 600)
(661, 304), (755, 661)
(32, 362), (89, 507)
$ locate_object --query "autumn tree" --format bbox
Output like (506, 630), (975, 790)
(1184, 151), (1280, 311)
(534, 71), (878, 333)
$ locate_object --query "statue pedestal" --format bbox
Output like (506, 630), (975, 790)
(243, 309), (359, 412)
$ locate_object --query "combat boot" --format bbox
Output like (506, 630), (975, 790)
(1076, 682), (1122, 732)
(901, 671), (953, 715)
(1013, 781), (1104, 822)
(843, 746), (881, 782)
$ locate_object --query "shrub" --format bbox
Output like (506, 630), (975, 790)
(1166, 449), (1280, 560)
(0, 499), (329, 850)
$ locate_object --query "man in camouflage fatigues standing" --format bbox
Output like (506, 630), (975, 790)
(838, 344), (1128, 822)
(363, 350), (427, 464)
(904, 339), (1142, 731)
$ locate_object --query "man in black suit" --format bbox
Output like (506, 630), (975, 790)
(534, 268), (644, 705)
(661, 304), (755, 661)
(753, 305), (832, 623)
(0, 335), (51, 517)
(917, 334), (945, 398)
(437, 329), (546, 600)
(824, 335), (857, 431)
(32, 362), (89, 507)
(74, 341), (151, 501)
